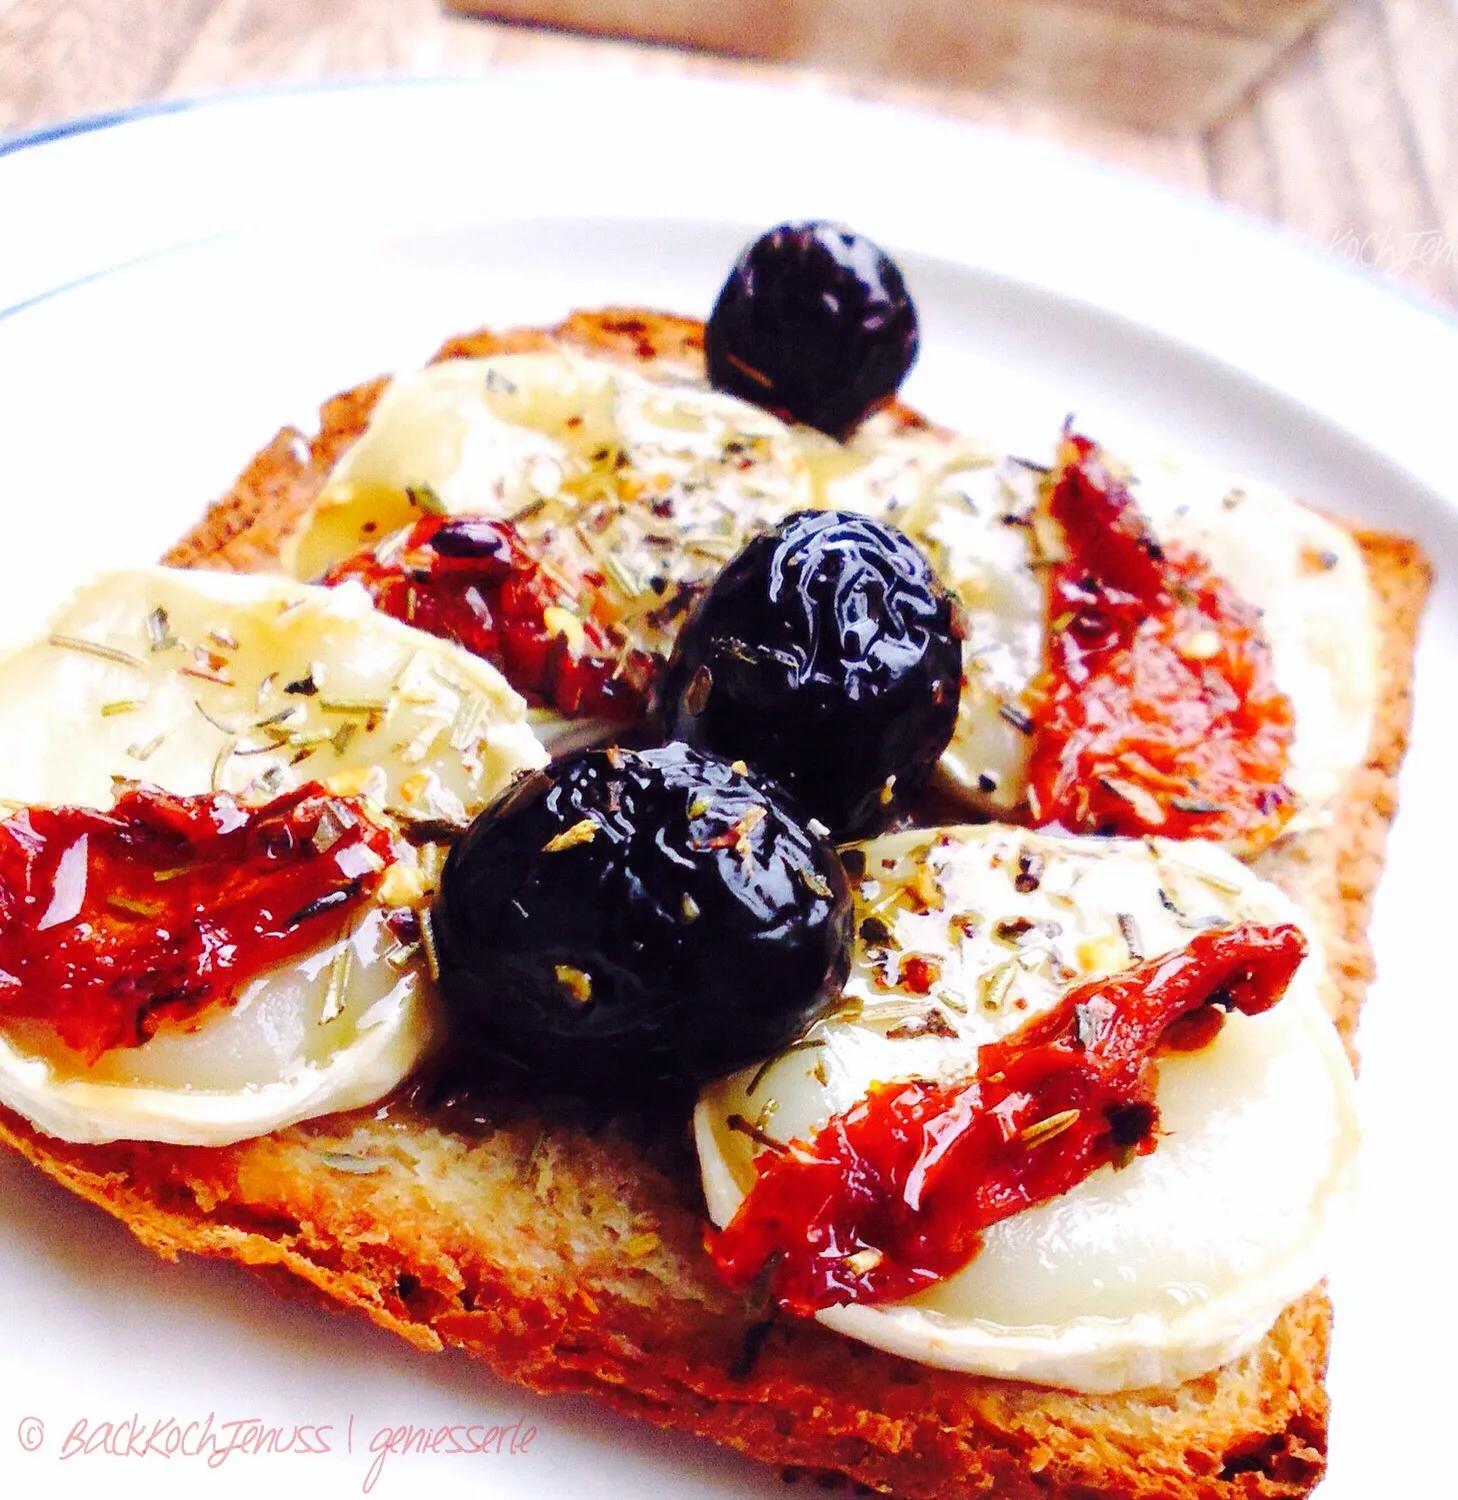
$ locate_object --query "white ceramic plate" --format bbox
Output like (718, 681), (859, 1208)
(0, 74), (1453, 1500)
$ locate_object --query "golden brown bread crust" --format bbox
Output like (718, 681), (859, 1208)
(1251, 527), (1431, 1044)
(158, 309), (932, 573)
(5, 308), (1433, 1499)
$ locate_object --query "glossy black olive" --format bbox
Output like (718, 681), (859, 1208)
(433, 743), (852, 1092)
(705, 221), (919, 439)
(658, 510), (962, 839)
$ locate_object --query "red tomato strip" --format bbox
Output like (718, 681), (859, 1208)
(323, 515), (655, 720)
(1025, 434), (1295, 848)
(0, 782), (393, 1060)
(708, 921), (1306, 1316)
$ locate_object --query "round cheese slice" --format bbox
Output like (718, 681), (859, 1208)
(280, 350), (821, 753)
(284, 351), (815, 580)
(0, 567), (547, 1146)
(695, 825), (1358, 1393)
(820, 427), (1378, 838)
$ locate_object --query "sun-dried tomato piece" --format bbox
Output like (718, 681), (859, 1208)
(1026, 434), (1295, 848)
(708, 922), (1306, 1316)
(0, 782), (393, 1059)
(323, 515), (657, 721)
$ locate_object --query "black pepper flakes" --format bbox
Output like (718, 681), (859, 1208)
(1014, 850), (1044, 893)
(859, 915), (893, 947)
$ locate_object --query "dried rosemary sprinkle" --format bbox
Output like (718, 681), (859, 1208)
(255, 705), (304, 732)
(1099, 776), (1167, 828)
(1117, 912), (1144, 960)
(507, 496), (547, 524)
(886, 1010), (958, 1041)
(543, 818), (598, 854)
(383, 939), (422, 970)
(210, 736), (237, 792)
(284, 728), (335, 749)
(126, 730), (166, 762)
(49, 634), (145, 670)
(319, 1152), (385, 1176)
(518, 1127), (550, 1187)
(418, 908), (442, 981)
(603, 550), (645, 599)
(406, 483), (447, 516)
(1159, 859), (1242, 896)
(998, 701), (1035, 735)
(145, 607), (177, 651)
(1018, 1109), (1081, 1148)
(310, 805), (351, 855)
(725, 1113), (787, 1155)
(320, 697), (389, 716)
(1171, 795), (1230, 815)
(320, 943), (353, 1024)
(979, 959), (1019, 1012)
(745, 1036), (826, 1099)
(106, 893), (162, 918)
(449, 692), (487, 752)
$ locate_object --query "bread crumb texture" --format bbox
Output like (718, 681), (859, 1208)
(4, 310), (1431, 1499)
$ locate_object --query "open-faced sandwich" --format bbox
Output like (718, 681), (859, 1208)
(0, 222), (1431, 1498)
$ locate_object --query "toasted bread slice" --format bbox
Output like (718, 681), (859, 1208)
(0, 310), (1432, 1499)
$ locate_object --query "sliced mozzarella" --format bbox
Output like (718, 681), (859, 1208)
(0, 567), (547, 1146)
(282, 350), (816, 583)
(281, 350), (820, 752)
(822, 430), (1378, 834)
(0, 566), (543, 823)
(695, 825), (1357, 1393)
(1131, 455), (1377, 827)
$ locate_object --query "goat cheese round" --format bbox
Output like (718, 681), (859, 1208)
(0, 567), (546, 1145)
(696, 825), (1357, 1393)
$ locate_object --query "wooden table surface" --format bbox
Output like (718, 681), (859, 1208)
(3, 0), (1456, 308)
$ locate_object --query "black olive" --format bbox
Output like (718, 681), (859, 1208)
(705, 221), (919, 439)
(657, 510), (962, 839)
(433, 743), (852, 1092)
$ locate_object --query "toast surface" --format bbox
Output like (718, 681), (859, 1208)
(2, 309), (1433, 1500)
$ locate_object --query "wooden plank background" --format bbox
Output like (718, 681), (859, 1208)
(1, 0), (1455, 306)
